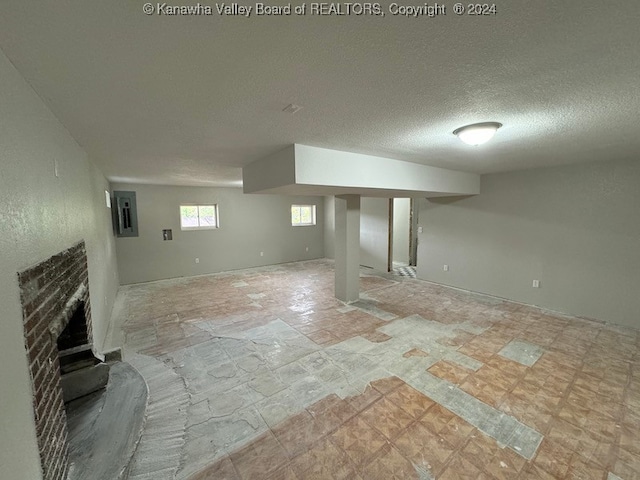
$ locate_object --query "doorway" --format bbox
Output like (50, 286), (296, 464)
(388, 198), (418, 277)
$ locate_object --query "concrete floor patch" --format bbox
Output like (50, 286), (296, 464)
(499, 339), (545, 367)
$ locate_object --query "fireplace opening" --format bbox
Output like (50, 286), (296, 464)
(56, 301), (102, 381)
(57, 301), (88, 352)
(53, 299), (109, 405)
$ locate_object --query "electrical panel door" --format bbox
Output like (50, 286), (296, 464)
(113, 191), (139, 237)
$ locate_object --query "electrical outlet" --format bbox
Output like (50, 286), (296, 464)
(260, 251), (264, 257)
(195, 258), (199, 264)
(418, 226), (423, 233)
(532, 279), (540, 288)
(305, 246), (309, 252)
(443, 265), (449, 271)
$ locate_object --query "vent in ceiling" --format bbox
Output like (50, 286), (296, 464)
(282, 104), (303, 114)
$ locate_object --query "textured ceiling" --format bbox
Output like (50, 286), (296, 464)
(1, 1), (639, 187)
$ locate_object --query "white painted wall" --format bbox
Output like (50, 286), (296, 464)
(360, 198), (390, 271)
(392, 198), (411, 265)
(324, 196), (391, 272)
(0, 48), (119, 479)
(111, 183), (325, 284)
(417, 159), (640, 328)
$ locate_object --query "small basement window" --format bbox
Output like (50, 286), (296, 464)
(180, 205), (219, 230)
(291, 204), (316, 226)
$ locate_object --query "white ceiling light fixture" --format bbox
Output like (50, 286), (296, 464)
(453, 122), (502, 146)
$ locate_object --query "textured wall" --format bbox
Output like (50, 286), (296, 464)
(360, 198), (390, 271)
(0, 48), (119, 479)
(417, 159), (640, 328)
(324, 196), (391, 271)
(111, 183), (325, 284)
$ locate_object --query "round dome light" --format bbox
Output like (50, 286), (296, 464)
(453, 122), (502, 146)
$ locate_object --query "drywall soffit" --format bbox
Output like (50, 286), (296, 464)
(243, 145), (480, 198)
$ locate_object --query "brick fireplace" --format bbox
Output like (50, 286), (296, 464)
(18, 241), (93, 480)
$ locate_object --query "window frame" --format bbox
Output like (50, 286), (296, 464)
(179, 204), (219, 231)
(291, 204), (317, 227)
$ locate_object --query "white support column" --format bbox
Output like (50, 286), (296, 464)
(334, 194), (360, 302)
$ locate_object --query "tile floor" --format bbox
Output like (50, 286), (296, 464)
(393, 265), (417, 278)
(113, 260), (640, 480)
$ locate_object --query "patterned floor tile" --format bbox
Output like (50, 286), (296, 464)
(360, 397), (414, 441)
(329, 416), (387, 468)
(229, 431), (289, 480)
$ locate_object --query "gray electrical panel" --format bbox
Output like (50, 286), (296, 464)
(113, 191), (139, 237)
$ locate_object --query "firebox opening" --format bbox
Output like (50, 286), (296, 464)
(56, 300), (109, 403)
(57, 301), (88, 351)
(56, 301), (99, 378)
